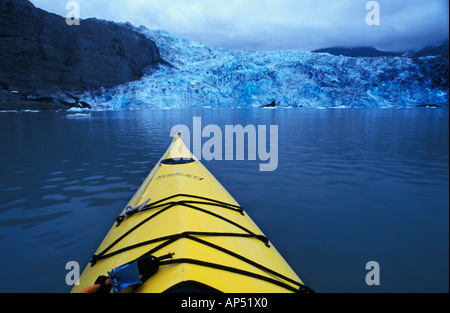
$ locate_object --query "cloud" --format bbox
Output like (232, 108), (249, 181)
(30, 0), (449, 51)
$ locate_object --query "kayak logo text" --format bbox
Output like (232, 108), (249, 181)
(171, 117), (278, 172)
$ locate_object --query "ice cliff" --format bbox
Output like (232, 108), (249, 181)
(84, 26), (449, 109)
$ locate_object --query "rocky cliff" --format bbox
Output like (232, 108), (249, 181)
(0, 0), (163, 110)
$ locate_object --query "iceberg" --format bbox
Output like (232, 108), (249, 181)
(81, 26), (449, 109)
(66, 113), (91, 119)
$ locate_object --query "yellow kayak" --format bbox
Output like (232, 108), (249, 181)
(71, 134), (313, 293)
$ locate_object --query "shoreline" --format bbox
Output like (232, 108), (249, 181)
(0, 90), (92, 111)
(1, 102), (448, 112)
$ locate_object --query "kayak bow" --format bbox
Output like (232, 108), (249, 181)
(71, 134), (312, 293)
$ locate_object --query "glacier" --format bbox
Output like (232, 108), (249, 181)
(81, 26), (449, 109)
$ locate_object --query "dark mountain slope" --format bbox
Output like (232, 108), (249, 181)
(0, 0), (163, 109)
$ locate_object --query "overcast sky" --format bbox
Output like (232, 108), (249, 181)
(30, 0), (449, 52)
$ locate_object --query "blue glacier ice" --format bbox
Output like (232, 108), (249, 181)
(82, 26), (449, 109)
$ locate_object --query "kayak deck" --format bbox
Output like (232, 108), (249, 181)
(71, 135), (311, 293)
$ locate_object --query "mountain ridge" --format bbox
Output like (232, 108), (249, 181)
(313, 41), (449, 58)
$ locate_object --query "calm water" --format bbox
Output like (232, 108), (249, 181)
(0, 108), (448, 293)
